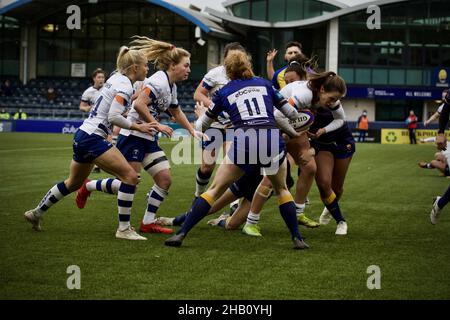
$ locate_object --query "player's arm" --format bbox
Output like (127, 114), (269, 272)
(273, 109), (299, 138)
(79, 101), (91, 112)
(274, 90), (299, 120)
(193, 81), (213, 107)
(437, 93), (450, 150)
(196, 95), (224, 133)
(266, 49), (277, 80)
(133, 86), (156, 123)
(108, 93), (157, 135)
(79, 89), (92, 112)
(323, 103), (345, 133)
(133, 86), (173, 137)
(424, 111), (440, 127)
(170, 105), (202, 139)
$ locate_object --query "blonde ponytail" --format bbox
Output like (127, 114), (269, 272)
(116, 46), (147, 74)
(129, 35), (190, 70)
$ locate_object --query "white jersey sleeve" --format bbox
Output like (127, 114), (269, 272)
(323, 102), (346, 133)
(81, 86), (102, 108)
(202, 66), (229, 93)
(201, 66), (231, 129)
(281, 81), (313, 110)
(120, 71), (177, 141)
(79, 73), (133, 138)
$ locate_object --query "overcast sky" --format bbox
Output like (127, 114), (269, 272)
(164, 0), (377, 12)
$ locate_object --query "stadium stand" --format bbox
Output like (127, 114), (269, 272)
(0, 77), (198, 122)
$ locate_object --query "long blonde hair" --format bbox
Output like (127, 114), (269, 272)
(224, 50), (254, 80)
(129, 36), (190, 70)
(116, 46), (147, 74)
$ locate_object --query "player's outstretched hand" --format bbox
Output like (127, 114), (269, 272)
(194, 101), (208, 119)
(307, 128), (325, 139)
(266, 49), (278, 62)
(191, 130), (208, 141)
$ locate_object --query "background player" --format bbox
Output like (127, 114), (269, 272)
(79, 68), (107, 173)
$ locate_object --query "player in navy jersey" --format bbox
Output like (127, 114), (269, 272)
(24, 47), (159, 240)
(165, 50), (309, 249)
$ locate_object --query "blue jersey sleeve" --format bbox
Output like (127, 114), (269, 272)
(209, 91), (225, 117)
(268, 84), (287, 109)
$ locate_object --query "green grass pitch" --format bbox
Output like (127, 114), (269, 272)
(0, 132), (449, 299)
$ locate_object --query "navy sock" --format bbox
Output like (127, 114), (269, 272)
(178, 196), (213, 235)
(279, 200), (302, 240)
(438, 185), (450, 208)
(173, 212), (187, 226)
(323, 192), (345, 223)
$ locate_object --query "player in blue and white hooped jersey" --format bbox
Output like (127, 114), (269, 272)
(76, 37), (203, 235)
(165, 50), (309, 249)
(24, 47), (158, 241)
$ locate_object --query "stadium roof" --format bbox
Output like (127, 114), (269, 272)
(204, 0), (410, 28)
(0, 0), (235, 39)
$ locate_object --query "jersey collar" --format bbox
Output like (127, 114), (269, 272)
(163, 70), (173, 91)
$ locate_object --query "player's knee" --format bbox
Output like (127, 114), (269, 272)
(316, 179), (331, 195)
(201, 163), (215, 175)
(124, 169), (140, 185)
(156, 174), (172, 190)
(302, 161), (316, 177)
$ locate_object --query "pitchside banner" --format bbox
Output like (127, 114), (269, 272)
(381, 129), (450, 144)
(351, 129), (381, 143)
(15, 119), (83, 134)
(0, 121), (13, 132)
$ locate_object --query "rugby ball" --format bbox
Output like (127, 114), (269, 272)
(289, 109), (314, 132)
